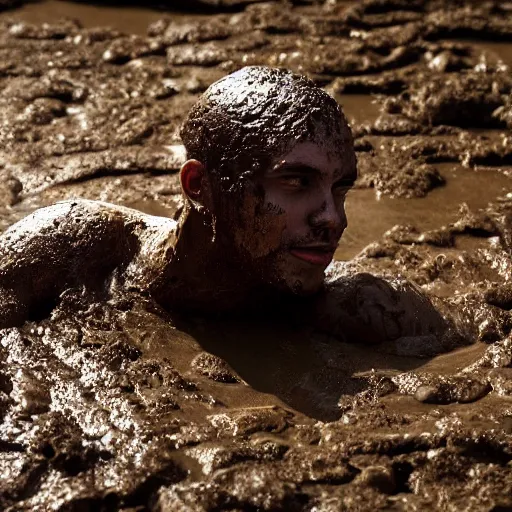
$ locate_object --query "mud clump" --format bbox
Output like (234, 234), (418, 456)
(191, 352), (241, 383)
(396, 72), (511, 129)
(357, 157), (445, 198)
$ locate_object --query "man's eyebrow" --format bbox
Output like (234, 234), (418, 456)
(270, 162), (357, 185)
(270, 162), (322, 175)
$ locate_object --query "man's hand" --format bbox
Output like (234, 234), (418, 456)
(315, 272), (448, 346)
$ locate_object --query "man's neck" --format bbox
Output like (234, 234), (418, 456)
(153, 209), (321, 317)
(156, 209), (255, 311)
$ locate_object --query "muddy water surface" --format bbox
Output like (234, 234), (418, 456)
(11, 0), (203, 34)
(340, 163), (511, 259)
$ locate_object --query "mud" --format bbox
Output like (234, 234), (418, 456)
(0, 0), (511, 510)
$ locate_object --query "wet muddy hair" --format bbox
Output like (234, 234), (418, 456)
(181, 66), (354, 191)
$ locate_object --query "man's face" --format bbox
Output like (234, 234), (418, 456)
(221, 139), (356, 295)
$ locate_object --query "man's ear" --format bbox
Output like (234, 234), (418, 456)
(180, 159), (207, 205)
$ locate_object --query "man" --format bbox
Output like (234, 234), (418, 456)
(0, 66), (447, 348)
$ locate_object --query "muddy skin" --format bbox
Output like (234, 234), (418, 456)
(0, 0), (511, 510)
(180, 65), (354, 191)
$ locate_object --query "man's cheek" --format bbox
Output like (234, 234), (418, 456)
(250, 207), (288, 258)
(234, 196), (287, 258)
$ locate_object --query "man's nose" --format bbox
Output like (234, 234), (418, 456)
(308, 194), (347, 233)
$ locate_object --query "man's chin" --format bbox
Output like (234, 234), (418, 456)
(273, 266), (326, 296)
(249, 251), (326, 296)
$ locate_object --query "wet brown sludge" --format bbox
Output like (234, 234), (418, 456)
(0, 0), (511, 510)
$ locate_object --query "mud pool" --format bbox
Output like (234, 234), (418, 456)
(0, 0), (511, 510)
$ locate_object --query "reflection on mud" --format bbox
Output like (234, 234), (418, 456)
(461, 40), (512, 67)
(335, 93), (382, 125)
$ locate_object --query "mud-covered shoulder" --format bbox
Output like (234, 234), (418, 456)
(123, 208), (179, 295)
(0, 199), (174, 328)
(316, 262), (458, 353)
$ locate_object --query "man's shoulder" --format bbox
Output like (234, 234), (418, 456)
(324, 262), (430, 305)
(0, 199), (179, 279)
(3, 198), (177, 241)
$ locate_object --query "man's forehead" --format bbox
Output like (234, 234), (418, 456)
(269, 139), (356, 178)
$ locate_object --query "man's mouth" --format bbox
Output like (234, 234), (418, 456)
(289, 245), (337, 267)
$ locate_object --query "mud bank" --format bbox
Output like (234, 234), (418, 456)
(0, 0), (511, 510)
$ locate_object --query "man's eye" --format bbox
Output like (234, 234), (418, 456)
(279, 176), (310, 189)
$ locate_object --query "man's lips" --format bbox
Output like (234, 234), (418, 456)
(289, 246), (337, 266)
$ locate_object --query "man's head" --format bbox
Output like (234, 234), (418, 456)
(180, 66), (356, 295)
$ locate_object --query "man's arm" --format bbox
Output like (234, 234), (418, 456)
(0, 199), (141, 328)
(314, 272), (460, 356)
